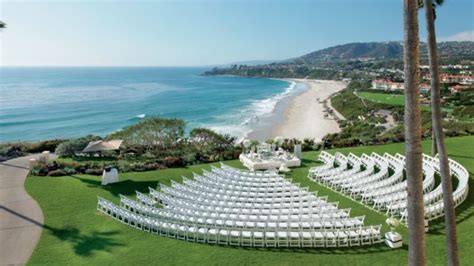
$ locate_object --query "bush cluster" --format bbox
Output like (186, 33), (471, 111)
(30, 158), (174, 177)
(0, 139), (66, 162)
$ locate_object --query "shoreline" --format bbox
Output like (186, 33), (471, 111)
(246, 79), (347, 142)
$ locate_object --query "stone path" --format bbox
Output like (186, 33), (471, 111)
(0, 154), (56, 265)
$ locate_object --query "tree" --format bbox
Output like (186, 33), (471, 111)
(189, 128), (236, 161)
(431, 132), (437, 155)
(403, 0), (426, 265)
(108, 117), (185, 156)
(0, 21), (5, 30)
(422, 0), (459, 265)
(418, 0), (443, 157)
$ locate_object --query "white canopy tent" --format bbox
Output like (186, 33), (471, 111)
(82, 140), (123, 153)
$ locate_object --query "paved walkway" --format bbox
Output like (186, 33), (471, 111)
(0, 154), (56, 265)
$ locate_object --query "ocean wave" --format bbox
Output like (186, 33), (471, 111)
(208, 124), (252, 141)
(126, 113), (146, 122)
(206, 80), (300, 142)
(248, 81), (296, 120)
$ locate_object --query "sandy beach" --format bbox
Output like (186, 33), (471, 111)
(268, 79), (346, 141)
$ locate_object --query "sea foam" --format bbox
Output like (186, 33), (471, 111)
(208, 81), (300, 142)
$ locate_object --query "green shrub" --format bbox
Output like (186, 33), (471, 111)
(30, 164), (49, 176)
(280, 138), (301, 151)
(302, 138), (315, 151)
(85, 168), (103, 175)
(48, 169), (67, 177)
(118, 161), (131, 172)
(62, 167), (77, 175)
(182, 152), (198, 165)
(162, 156), (185, 168)
(144, 162), (165, 171)
(23, 139), (67, 153)
(108, 117), (185, 156)
(189, 128), (237, 162)
(129, 163), (146, 172)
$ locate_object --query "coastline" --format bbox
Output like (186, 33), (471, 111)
(246, 79), (346, 142)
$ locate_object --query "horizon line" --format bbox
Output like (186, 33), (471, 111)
(0, 65), (221, 68)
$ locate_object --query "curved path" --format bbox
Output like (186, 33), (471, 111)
(0, 154), (55, 265)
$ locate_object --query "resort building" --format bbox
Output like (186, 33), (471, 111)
(439, 74), (474, 84)
(441, 64), (470, 70)
(371, 80), (404, 91)
(371, 80), (432, 94)
(419, 83), (430, 94)
(449, 84), (471, 93)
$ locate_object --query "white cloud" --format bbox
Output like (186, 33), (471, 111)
(439, 31), (474, 42)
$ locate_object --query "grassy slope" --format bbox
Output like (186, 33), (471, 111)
(25, 136), (474, 265)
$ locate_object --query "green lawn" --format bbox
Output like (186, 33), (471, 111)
(358, 91), (431, 111)
(359, 92), (406, 106)
(25, 136), (474, 265)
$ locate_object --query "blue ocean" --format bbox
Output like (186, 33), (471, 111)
(0, 67), (302, 142)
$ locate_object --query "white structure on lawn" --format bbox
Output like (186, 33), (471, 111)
(239, 143), (301, 171)
(308, 151), (469, 227)
(98, 163), (383, 248)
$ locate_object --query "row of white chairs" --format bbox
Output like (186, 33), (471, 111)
(148, 193), (352, 220)
(308, 151), (335, 175)
(152, 189), (343, 211)
(121, 195), (365, 229)
(185, 175), (294, 190)
(399, 155), (469, 223)
(98, 197), (383, 247)
(161, 184), (318, 204)
(97, 163), (383, 247)
(205, 169), (285, 184)
(317, 154), (373, 186)
(309, 151), (469, 225)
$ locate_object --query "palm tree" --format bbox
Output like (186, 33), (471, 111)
(403, 0), (426, 265)
(419, 1), (442, 157)
(431, 133), (437, 155)
(422, 0), (459, 265)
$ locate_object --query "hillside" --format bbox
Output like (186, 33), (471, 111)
(204, 41), (474, 79)
(292, 42), (403, 64)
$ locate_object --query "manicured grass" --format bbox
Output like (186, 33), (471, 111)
(359, 92), (406, 106)
(359, 91), (431, 111)
(25, 136), (474, 265)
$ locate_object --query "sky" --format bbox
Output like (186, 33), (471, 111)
(0, 0), (473, 66)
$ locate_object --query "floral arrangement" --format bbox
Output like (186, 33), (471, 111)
(386, 217), (401, 232)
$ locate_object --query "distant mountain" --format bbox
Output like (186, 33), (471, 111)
(204, 41), (474, 79)
(291, 41), (474, 64)
(291, 42), (403, 64)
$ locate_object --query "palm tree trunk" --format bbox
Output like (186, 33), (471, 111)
(431, 130), (437, 156)
(403, 1), (426, 265)
(423, 1), (459, 265)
